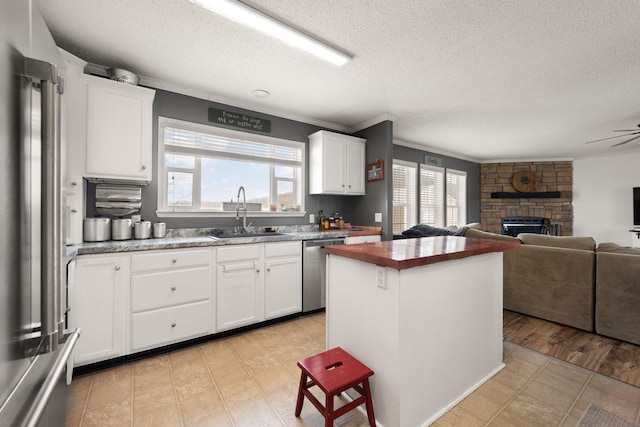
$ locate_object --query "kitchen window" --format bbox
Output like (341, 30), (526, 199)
(392, 159), (467, 233)
(157, 117), (304, 216)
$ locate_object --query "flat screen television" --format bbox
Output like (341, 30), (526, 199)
(634, 187), (640, 227)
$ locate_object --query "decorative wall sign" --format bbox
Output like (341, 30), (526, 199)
(367, 159), (384, 182)
(512, 170), (538, 192)
(424, 155), (442, 167)
(208, 108), (271, 133)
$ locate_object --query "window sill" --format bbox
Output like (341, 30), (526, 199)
(156, 210), (307, 218)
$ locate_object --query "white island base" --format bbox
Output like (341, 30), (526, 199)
(326, 251), (504, 427)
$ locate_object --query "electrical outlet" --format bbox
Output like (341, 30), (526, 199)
(374, 212), (382, 222)
(376, 266), (386, 289)
(309, 214), (315, 224)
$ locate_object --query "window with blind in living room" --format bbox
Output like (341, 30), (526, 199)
(420, 164), (445, 228)
(392, 160), (417, 234)
(446, 169), (467, 227)
(393, 160), (468, 233)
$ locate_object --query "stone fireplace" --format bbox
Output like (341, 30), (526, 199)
(480, 161), (573, 236)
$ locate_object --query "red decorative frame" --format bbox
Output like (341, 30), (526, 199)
(366, 159), (384, 182)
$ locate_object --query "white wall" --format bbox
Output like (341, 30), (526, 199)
(573, 151), (640, 245)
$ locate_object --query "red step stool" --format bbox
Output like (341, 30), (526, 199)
(295, 347), (376, 427)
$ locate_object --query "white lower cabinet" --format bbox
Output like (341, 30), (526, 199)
(70, 242), (302, 366)
(130, 248), (213, 352)
(73, 254), (130, 366)
(216, 241), (302, 330)
(265, 241), (302, 319)
(216, 244), (264, 331)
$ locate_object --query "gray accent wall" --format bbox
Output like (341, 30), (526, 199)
(351, 121), (394, 240)
(392, 144), (481, 230)
(139, 90), (355, 229)
(103, 88), (480, 236)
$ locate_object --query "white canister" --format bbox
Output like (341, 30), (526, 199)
(134, 221), (152, 239)
(153, 222), (166, 238)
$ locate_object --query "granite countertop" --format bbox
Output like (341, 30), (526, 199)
(66, 226), (382, 258)
(324, 235), (520, 270)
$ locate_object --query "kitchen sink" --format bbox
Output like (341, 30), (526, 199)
(209, 232), (287, 239)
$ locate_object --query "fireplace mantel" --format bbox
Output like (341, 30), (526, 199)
(491, 191), (561, 199)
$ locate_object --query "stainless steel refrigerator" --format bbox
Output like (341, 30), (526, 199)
(0, 2), (80, 426)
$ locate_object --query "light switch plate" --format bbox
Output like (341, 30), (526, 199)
(374, 212), (382, 222)
(376, 266), (386, 289)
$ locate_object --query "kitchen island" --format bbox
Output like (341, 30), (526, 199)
(324, 236), (519, 427)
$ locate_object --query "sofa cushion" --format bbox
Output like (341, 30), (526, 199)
(463, 228), (520, 242)
(595, 247), (640, 345)
(596, 242), (640, 255)
(518, 233), (596, 251)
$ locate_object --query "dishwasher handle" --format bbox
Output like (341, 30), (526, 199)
(303, 239), (345, 248)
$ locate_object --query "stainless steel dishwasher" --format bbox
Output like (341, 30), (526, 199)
(302, 238), (345, 312)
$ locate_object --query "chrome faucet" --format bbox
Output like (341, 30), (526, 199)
(236, 186), (247, 233)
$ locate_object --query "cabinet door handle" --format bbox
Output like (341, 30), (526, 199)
(171, 322), (176, 328)
(70, 209), (78, 213)
(172, 258), (177, 264)
(266, 267), (271, 272)
(70, 181), (77, 186)
(115, 265), (120, 271)
(171, 286), (177, 291)
(141, 165), (147, 170)
(342, 184), (345, 187)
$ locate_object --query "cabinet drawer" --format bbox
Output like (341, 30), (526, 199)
(217, 244), (260, 263)
(131, 300), (212, 352)
(265, 241), (301, 258)
(132, 248), (211, 273)
(131, 267), (211, 312)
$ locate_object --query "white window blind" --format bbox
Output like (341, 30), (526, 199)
(392, 160), (417, 234)
(420, 165), (445, 228)
(446, 169), (467, 227)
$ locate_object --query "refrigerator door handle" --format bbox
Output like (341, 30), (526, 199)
(21, 328), (81, 427)
(24, 57), (64, 355)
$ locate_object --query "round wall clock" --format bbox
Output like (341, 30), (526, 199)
(512, 170), (538, 192)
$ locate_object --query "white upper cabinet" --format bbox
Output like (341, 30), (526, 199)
(309, 130), (366, 195)
(83, 74), (155, 181)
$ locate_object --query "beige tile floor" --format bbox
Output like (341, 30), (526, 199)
(66, 313), (640, 427)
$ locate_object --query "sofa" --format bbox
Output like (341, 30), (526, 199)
(594, 243), (640, 346)
(464, 229), (596, 332)
(461, 229), (640, 345)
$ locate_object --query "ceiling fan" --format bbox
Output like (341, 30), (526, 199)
(585, 124), (640, 147)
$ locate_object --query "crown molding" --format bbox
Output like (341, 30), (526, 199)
(480, 157), (575, 163)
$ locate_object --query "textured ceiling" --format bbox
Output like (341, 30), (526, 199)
(36, 0), (640, 162)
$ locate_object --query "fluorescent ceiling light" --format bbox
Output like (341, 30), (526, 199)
(190, 0), (353, 66)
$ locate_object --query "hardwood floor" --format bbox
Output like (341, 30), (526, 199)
(503, 310), (640, 388)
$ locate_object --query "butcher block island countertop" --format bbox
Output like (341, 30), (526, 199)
(324, 236), (519, 427)
(324, 235), (520, 269)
